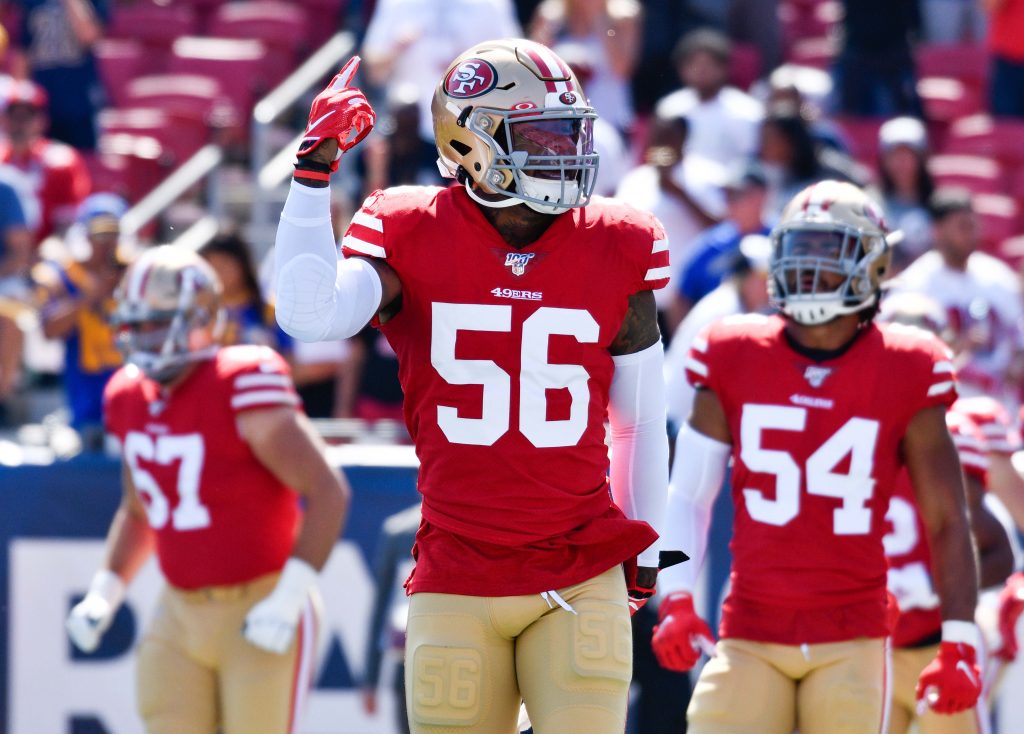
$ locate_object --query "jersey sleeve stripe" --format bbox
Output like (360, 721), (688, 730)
(652, 238), (669, 254)
(231, 391), (301, 409)
(645, 266), (671, 281)
(933, 361), (955, 374)
(959, 453), (989, 471)
(987, 439), (1019, 453)
(234, 373), (293, 390)
(351, 210), (383, 232)
(684, 356), (708, 377)
(952, 434), (985, 452)
(341, 235), (387, 259)
(927, 380), (955, 397)
(692, 336), (708, 353)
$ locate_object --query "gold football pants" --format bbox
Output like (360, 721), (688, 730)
(688, 636), (891, 734)
(135, 573), (321, 734)
(888, 644), (989, 734)
(405, 565), (631, 734)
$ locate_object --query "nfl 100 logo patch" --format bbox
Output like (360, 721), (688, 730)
(504, 252), (535, 276)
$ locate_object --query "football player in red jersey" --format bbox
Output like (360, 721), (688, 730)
(654, 180), (984, 733)
(274, 42), (673, 734)
(65, 246), (350, 734)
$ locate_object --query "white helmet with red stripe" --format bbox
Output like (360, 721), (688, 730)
(112, 245), (224, 383)
(431, 38), (598, 215)
(769, 180), (893, 325)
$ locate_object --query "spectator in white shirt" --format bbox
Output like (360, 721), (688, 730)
(614, 114), (726, 326)
(654, 27), (763, 169)
(361, 0), (522, 143)
(893, 187), (1024, 408)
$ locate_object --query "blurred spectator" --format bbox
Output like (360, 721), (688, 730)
(290, 339), (351, 419)
(337, 324), (404, 422)
(361, 0), (521, 143)
(875, 116), (935, 269)
(834, 0), (922, 117)
(359, 83), (446, 198)
(727, 0), (781, 72)
(629, 0), (705, 114)
(893, 187), (1024, 407)
(762, 64), (848, 154)
(31, 192), (127, 446)
(614, 114), (725, 329)
(362, 502), (420, 734)
(529, 0), (642, 136)
(550, 40), (628, 196)
(198, 233), (293, 354)
(8, 0), (109, 151)
(0, 79), (91, 241)
(655, 27), (763, 168)
(986, 0), (1024, 117)
(673, 160), (772, 327)
(923, 0), (987, 42)
(664, 233), (772, 428)
(758, 102), (864, 218)
(0, 177), (32, 418)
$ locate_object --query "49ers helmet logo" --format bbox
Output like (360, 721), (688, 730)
(444, 59), (498, 99)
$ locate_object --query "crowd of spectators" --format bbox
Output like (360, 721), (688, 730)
(1, 0), (1024, 456)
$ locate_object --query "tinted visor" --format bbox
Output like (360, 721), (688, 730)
(506, 117), (593, 180)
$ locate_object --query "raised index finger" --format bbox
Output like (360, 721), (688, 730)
(331, 56), (362, 90)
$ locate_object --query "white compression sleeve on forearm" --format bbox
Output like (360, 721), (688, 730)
(275, 180), (382, 342)
(658, 422), (731, 594)
(609, 342), (670, 567)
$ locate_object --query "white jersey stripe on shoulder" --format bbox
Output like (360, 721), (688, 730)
(952, 434), (985, 451)
(234, 373), (292, 390)
(684, 356), (708, 377)
(927, 380), (955, 397)
(342, 235), (386, 259)
(231, 391), (300, 409)
(692, 336), (708, 353)
(652, 239), (669, 254)
(645, 266), (671, 281)
(351, 210), (383, 232)
(959, 453), (989, 470)
(933, 361), (955, 374)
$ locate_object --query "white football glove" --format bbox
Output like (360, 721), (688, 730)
(243, 558), (318, 654)
(66, 569), (127, 653)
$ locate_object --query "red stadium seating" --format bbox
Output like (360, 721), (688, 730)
(928, 154), (1004, 195)
(785, 35), (838, 69)
(168, 36), (270, 117)
(915, 43), (989, 93)
(917, 77), (983, 123)
(99, 107), (209, 166)
(973, 193), (1021, 250)
(109, 3), (198, 54)
(997, 235), (1024, 268)
(729, 43), (762, 92)
(94, 39), (146, 108)
(208, 1), (310, 69)
(833, 116), (886, 166)
(943, 115), (1024, 167)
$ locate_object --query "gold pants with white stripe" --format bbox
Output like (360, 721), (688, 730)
(688, 637), (891, 734)
(135, 573), (320, 734)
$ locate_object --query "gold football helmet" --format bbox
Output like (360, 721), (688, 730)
(432, 38), (599, 215)
(768, 180), (893, 325)
(112, 245), (224, 382)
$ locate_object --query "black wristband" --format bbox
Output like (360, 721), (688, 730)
(294, 158), (332, 174)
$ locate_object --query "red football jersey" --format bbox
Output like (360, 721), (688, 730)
(954, 395), (1021, 455)
(104, 345), (303, 589)
(885, 410), (987, 647)
(341, 186), (669, 596)
(685, 315), (957, 644)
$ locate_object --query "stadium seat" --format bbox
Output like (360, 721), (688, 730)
(123, 74), (234, 121)
(97, 132), (167, 203)
(99, 107), (208, 167)
(729, 43), (762, 92)
(917, 77), (983, 123)
(302, 0), (348, 49)
(997, 235), (1024, 268)
(928, 154), (1004, 195)
(208, 1), (310, 77)
(94, 39), (146, 108)
(108, 2), (198, 54)
(785, 35), (838, 69)
(833, 116), (886, 166)
(973, 193), (1020, 250)
(168, 37), (270, 117)
(915, 43), (989, 92)
(943, 115), (1024, 167)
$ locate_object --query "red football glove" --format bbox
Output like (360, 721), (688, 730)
(916, 641), (982, 714)
(995, 572), (1024, 661)
(651, 592), (716, 672)
(297, 56), (376, 171)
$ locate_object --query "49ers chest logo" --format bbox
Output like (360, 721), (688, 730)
(445, 59), (498, 99)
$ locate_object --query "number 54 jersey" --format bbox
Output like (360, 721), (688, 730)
(342, 186), (669, 597)
(685, 314), (957, 644)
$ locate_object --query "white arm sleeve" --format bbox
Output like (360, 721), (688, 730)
(274, 181), (383, 342)
(609, 341), (670, 568)
(657, 422), (731, 594)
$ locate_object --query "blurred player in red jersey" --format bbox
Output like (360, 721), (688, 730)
(65, 246), (350, 734)
(274, 40), (675, 734)
(655, 180), (984, 733)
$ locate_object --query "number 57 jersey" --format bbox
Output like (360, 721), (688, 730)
(685, 314), (957, 644)
(342, 186), (669, 596)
